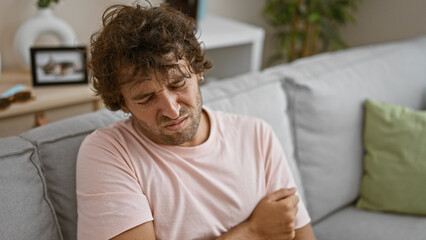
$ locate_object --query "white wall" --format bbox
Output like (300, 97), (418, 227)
(1, 0), (426, 69)
(341, 0), (426, 46)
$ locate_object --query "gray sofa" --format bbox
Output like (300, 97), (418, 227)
(1, 35), (426, 240)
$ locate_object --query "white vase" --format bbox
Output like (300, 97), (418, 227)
(14, 7), (77, 68)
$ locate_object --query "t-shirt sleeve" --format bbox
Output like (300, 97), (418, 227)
(259, 121), (311, 229)
(76, 131), (153, 240)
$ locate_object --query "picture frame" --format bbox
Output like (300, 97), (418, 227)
(30, 46), (88, 86)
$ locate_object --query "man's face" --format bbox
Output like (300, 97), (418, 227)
(120, 59), (204, 146)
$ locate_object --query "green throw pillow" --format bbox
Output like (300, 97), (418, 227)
(356, 99), (426, 215)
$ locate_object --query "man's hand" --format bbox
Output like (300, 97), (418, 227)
(247, 188), (299, 240)
(216, 188), (301, 240)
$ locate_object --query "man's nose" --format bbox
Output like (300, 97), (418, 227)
(159, 91), (180, 119)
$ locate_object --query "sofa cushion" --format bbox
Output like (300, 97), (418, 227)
(20, 109), (125, 240)
(357, 99), (426, 215)
(201, 71), (304, 201)
(281, 35), (426, 223)
(313, 206), (426, 240)
(0, 136), (62, 240)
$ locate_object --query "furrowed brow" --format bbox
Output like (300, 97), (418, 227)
(131, 93), (153, 101)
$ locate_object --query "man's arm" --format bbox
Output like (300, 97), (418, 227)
(216, 188), (316, 240)
(110, 221), (156, 240)
(294, 224), (316, 240)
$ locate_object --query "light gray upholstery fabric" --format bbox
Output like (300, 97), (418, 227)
(0, 137), (62, 240)
(313, 206), (426, 240)
(201, 72), (305, 201)
(20, 109), (125, 240)
(282, 36), (426, 223)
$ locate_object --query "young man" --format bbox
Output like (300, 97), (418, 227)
(76, 3), (316, 240)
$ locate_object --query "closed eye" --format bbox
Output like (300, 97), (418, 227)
(169, 79), (186, 90)
(136, 94), (154, 105)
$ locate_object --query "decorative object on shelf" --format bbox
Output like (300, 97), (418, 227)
(14, 0), (77, 68)
(30, 46), (88, 86)
(263, 0), (361, 64)
(0, 84), (34, 110)
(165, 0), (207, 22)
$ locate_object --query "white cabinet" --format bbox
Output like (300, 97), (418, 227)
(197, 14), (265, 80)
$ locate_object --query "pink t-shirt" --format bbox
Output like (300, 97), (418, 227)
(76, 108), (310, 240)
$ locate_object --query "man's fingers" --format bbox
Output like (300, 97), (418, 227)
(276, 193), (299, 209)
(266, 188), (297, 202)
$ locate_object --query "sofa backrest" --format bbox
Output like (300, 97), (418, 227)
(266, 35), (426, 223)
(0, 136), (62, 240)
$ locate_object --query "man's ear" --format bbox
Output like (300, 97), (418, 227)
(197, 72), (205, 84)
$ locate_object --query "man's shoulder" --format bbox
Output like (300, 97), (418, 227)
(82, 118), (134, 145)
(77, 118), (140, 167)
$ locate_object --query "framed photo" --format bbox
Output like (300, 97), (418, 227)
(30, 46), (88, 86)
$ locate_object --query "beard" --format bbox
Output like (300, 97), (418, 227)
(133, 88), (203, 146)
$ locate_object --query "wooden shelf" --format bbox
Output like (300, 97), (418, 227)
(0, 69), (102, 137)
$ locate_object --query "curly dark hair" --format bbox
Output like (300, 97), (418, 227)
(89, 3), (212, 111)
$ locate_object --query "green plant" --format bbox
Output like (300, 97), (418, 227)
(264, 0), (361, 63)
(37, 0), (59, 8)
